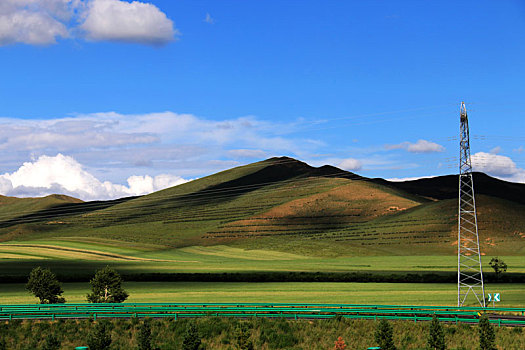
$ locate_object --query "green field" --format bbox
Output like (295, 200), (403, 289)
(1, 281), (524, 307)
(1, 239), (525, 276)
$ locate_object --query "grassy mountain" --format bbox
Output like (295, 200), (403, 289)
(0, 157), (523, 257)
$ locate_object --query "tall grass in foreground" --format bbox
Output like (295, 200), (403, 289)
(0, 317), (524, 349)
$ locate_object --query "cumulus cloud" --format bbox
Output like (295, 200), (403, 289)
(80, 0), (178, 45)
(386, 139), (445, 153)
(471, 152), (525, 183)
(338, 158), (362, 171)
(0, 0), (177, 46)
(490, 146), (502, 154)
(0, 154), (188, 200)
(0, 0), (71, 45)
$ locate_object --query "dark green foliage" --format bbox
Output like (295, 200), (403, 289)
(87, 266), (128, 303)
(137, 318), (152, 350)
(489, 257), (507, 278)
(0, 337), (6, 350)
(258, 318), (298, 349)
(478, 314), (496, 350)
(234, 322), (253, 350)
(87, 321), (112, 350)
(25, 267), (65, 304)
(182, 322), (201, 350)
(375, 319), (396, 350)
(427, 314), (446, 350)
(42, 334), (61, 350)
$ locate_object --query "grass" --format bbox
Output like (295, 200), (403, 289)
(2, 281), (524, 307)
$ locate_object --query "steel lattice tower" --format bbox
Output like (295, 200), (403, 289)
(457, 101), (485, 307)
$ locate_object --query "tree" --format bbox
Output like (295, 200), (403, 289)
(137, 318), (153, 350)
(182, 323), (201, 350)
(479, 314), (496, 350)
(87, 321), (112, 350)
(427, 314), (446, 350)
(26, 267), (65, 304)
(334, 336), (347, 350)
(489, 257), (507, 279)
(375, 319), (396, 350)
(42, 334), (61, 350)
(87, 266), (128, 303)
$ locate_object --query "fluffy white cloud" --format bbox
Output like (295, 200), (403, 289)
(0, 154), (188, 200)
(471, 152), (525, 183)
(80, 0), (177, 45)
(338, 158), (362, 171)
(0, 0), (177, 46)
(0, 0), (71, 45)
(386, 139), (445, 153)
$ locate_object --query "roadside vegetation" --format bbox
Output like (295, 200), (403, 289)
(0, 316), (523, 349)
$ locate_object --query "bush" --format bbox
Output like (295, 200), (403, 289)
(479, 314), (496, 350)
(137, 318), (152, 350)
(375, 319), (396, 350)
(182, 323), (201, 350)
(234, 322), (254, 350)
(42, 334), (61, 350)
(427, 314), (446, 350)
(26, 267), (65, 304)
(87, 321), (112, 350)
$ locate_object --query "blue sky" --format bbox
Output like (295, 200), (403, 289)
(0, 0), (524, 199)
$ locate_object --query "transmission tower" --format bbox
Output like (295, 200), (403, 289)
(457, 101), (485, 307)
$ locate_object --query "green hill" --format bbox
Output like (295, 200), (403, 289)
(0, 157), (523, 258)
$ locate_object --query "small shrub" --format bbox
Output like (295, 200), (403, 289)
(375, 319), (396, 350)
(42, 334), (61, 350)
(137, 318), (153, 350)
(334, 336), (347, 350)
(427, 314), (446, 350)
(234, 322), (254, 350)
(182, 322), (201, 350)
(87, 321), (112, 350)
(478, 314), (496, 350)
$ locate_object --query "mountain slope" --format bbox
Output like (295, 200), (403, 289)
(0, 157), (523, 256)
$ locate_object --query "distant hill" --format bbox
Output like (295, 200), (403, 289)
(0, 157), (523, 256)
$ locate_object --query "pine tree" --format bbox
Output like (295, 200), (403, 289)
(182, 322), (201, 350)
(137, 318), (152, 350)
(479, 314), (496, 350)
(427, 314), (446, 350)
(87, 321), (112, 350)
(87, 266), (128, 303)
(26, 267), (65, 304)
(375, 319), (396, 350)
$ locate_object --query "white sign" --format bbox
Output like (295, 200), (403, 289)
(494, 293), (500, 302)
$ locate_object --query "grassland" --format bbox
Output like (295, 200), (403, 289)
(1, 281), (525, 307)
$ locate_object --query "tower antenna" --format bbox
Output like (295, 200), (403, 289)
(457, 101), (486, 307)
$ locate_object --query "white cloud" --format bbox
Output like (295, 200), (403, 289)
(204, 13), (214, 24)
(0, 154), (188, 200)
(386, 139), (445, 153)
(471, 152), (525, 183)
(0, 0), (177, 46)
(387, 175), (438, 182)
(80, 0), (178, 45)
(228, 149), (267, 159)
(0, 0), (70, 45)
(515, 146), (524, 154)
(490, 146), (502, 154)
(338, 158), (362, 171)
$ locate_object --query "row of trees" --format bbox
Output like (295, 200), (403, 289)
(369, 314), (496, 350)
(26, 266), (128, 304)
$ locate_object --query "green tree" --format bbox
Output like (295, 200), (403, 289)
(87, 266), (128, 303)
(479, 314), (496, 350)
(235, 322), (254, 350)
(137, 318), (153, 350)
(87, 321), (112, 350)
(427, 314), (446, 350)
(182, 323), (201, 350)
(26, 267), (65, 304)
(42, 334), (61, 350)
(375, 319), (396, 350)
(489, 257), (507, 279)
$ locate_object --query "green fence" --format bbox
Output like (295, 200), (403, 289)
(0, 303), (524, 326)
